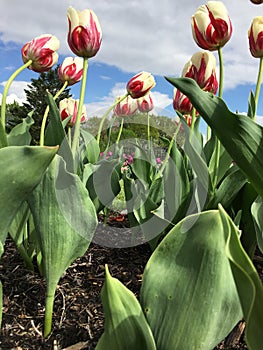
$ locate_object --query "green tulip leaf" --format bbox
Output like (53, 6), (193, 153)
(28, 154), (98, 336)
(44, 92), (74, 172)
(141, 209), (242, 350)
(0, 145), (57, 242)
(165, 77), (263, 198)
(251, 195), (263, 254)
(80, 129), (100, 164)
(7, 113), (34, 146)
(96, 265), (156, 350)
(221, 204), (263, 350)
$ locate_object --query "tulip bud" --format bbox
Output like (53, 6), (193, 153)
(191, 1), (232, 51)
(250, 0), (263, 4)
(58, 57), (84, 85)
(59, 98), (87, 127)
(126, 71), (156, 99)
(137, 93), (154, 113)
(173, 88), (195, 115)
(114, 95), (138, 117)
(182, 51), (218, 94)
(248, 17), (263, 58)
(67, 6), (102, 58)
(21, 34), (60, 73)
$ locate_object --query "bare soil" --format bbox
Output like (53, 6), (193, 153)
(0, 217), (262, 350)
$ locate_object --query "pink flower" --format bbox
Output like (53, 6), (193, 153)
(114, 95), (138, 117)
(173, 88), (195, 115)
(59, 98), (86, 127)
(191, 1), (232, 51)
(67, 6), (102, 58)
(126, 71), (156, 99)
(137, 93), (154, 113)
(58, 57), (83, 85)
(182, 51), (218, 94)
(248, 17), (263, 58)
(21, 34), (60, 73)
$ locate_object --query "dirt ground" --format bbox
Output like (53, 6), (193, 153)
(0, 217), (262, 350)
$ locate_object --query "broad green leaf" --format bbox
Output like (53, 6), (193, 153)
(96, 265), (156, 350)
(165, 77), (263, 198)
(86, 159), (121, 212)
(28, 154), (98, 336)
(7, 113), (34, 146)
(80, 129), (100, 164)
(207, 167), (247, 209)
(251, 195), (263, 254)
(141, 210), (242, 350)
(44, 92), (74, 172)
(0, 145), (57, 241)
(248, 90), (256, 119)
(221, 205), (263, 350)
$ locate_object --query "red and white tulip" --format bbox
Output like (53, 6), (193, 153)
(67, 6), (102, 58)
(58, 57), (83, 85)
(59, 98), (87, 127)
(114, 95), (138, 117)
(21, 34), (60, 73)
(248, 17), (263, 58)
(191, 1), (232, 51)
(126, 71), (156, 99)
(137, 93), (154, 113)
(182, 51), (218, 94)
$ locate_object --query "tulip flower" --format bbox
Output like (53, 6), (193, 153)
(113, 95), (138, 117)
(59, 98), (86, 127)
(182, 51), (218, 94)
(21, 34), (60, 73)
(173, 88), (195, 115)
(126, 71), (156, 99)
(248, 17), (263, 58)
(137, 93), (154, 113)
(191, 1), (232, 51)
(67, 6), (102, 58)
(58, 57), (84, 85)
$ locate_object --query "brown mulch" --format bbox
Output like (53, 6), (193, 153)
(0, 217), (262, 350)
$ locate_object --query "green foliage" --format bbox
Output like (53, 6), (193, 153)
(96, 265), (156, 350)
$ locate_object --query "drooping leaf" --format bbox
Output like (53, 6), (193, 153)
(165, 77), (263, 198)
(141, 210), (242, 350)
(221, 205), (263, 350)
(28, 154), (98, 336)
(96, 265), (156, 350)
(0, 145), (58, 242)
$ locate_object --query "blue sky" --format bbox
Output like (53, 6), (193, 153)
(0, 0), (262, 127)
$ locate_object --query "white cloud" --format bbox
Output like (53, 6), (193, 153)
(0, 81), (29, 104)
(0, 0), (261, 90)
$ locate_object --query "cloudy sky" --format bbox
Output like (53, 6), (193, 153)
(0, 0), (262, 125)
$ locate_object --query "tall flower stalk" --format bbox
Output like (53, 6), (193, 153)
(0, 60), (32, 132)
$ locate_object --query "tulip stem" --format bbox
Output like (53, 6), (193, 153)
(212, 47), (224, 191)
(147, 112), (151, 154)
(254, 56), (263, 121)
(0, 60), (32, 136)
(97, 93), (128, 145)
(39, 81), (68, 146)
(116, 117), (124, 145)
(72, 57), (88, 160)
(190, 108), (197, 132)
